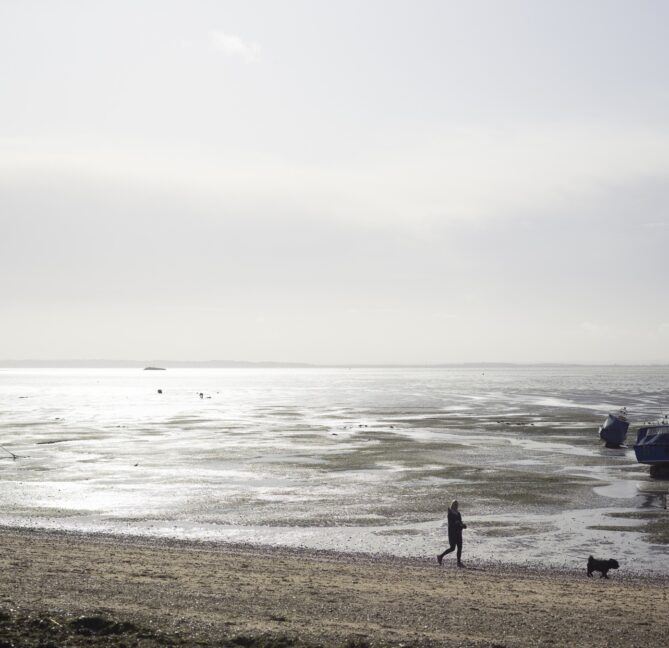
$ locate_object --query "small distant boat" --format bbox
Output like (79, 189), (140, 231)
(144, 366), (166, 371)
(598, 408), (629, 447)
(634, 417), (669, 477)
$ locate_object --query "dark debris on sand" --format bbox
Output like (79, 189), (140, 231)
(0, 609), (173, 647)
(0, 607), (506, 648)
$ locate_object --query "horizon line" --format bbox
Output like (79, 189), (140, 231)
(1, 359), (669, 368)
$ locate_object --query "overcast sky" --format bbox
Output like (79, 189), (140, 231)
(2, 1), (668, 364)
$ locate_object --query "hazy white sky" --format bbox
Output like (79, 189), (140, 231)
(2, 0), (668, 363)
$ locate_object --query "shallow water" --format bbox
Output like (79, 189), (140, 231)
(0, 366), (668, 573)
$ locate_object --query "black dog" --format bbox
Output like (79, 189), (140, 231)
(587, 555), (619, 578)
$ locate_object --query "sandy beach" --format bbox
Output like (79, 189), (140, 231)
(0, 528), (667, 647)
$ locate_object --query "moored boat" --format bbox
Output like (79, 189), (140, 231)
(634, 417), (669, 477)
(599, 408), (629, 447)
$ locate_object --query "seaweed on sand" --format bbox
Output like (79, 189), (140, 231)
(0, 609), (323, 648)
(0, 609), (168, 647)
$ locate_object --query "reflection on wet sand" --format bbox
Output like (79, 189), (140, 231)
(0, 366), (668, 573)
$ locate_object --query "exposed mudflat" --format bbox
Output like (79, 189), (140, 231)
(0, 528), (667, 647)
(2, 367), (669, 574)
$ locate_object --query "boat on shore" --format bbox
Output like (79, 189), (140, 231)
(634, 417), (669, 477)
(599, 408), (629, 447)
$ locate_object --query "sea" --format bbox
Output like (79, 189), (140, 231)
(1, 366), (668, 574)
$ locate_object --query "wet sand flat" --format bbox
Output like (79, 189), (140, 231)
(3, 367), (669, 572)
(0, 528), (667, 647)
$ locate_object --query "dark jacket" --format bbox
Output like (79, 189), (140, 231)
(447, 508), (464, 543)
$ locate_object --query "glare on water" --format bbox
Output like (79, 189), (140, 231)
(1, 366), (667, 573)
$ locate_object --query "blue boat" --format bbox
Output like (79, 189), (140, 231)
(598, 408), (629, 447)
(634, 418), (669, 476)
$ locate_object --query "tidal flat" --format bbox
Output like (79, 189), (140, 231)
(0, 366), (667, 574)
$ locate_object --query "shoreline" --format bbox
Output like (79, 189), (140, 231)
(1, 526), (668, 647)
(1, 523), (667, 585)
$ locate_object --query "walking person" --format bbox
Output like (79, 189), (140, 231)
(437, 500), (467, 567)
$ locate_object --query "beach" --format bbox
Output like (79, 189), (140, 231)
(2, 367), (668, 575)
(5, 1), (669, 643)
(2, 367), (668, 645)
(1, 527), (667, 647)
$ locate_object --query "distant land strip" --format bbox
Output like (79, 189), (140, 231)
(1, 360), (668, 368)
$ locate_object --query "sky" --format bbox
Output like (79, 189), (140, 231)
(1, 0), (668, 364)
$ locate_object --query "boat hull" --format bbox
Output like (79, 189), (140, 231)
(599, 414), (629, 447)
(633, 426), (669, 465)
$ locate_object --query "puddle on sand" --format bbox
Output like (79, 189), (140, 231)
(594, 480), (643, 499)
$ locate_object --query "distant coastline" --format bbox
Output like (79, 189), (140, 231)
(1, 359), (668, 368)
